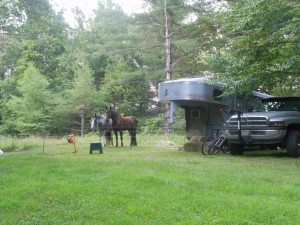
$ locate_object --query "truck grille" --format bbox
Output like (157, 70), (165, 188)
(229, 130), (266, 136)
(227, 116), (268, 127)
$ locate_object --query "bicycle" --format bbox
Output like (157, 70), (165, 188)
(201, 129), (229, 155)
(201, 109), (243, 155)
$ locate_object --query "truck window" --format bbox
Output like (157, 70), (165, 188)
(258, 99), (300, 112)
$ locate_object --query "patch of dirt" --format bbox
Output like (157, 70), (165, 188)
(155, 141), (176, 147)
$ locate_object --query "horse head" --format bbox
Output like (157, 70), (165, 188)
(90, 113), (97, 130)
(91, 114), (107, 130)
(97, 115), (108, 130)
(106, 106), (118, 122)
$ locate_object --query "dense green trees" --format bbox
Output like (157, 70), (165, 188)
(4, 64), (54, 134)
(207, 0), (300, 95)
(0, 0), (299, 135)
(0, 0), (70, 135)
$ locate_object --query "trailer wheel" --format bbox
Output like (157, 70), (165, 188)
(287, 130), (300, 158)
(230, 143), (244, 155)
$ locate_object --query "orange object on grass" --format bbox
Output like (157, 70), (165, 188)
(67, 134), (74, 144)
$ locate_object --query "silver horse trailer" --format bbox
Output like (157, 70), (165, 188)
(158, 77), (271, 139)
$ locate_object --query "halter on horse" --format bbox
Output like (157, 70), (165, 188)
(91, 114), (113, 146)
(106, 107), (137, 147)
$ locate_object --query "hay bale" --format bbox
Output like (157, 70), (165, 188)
(190, 136), (206, 143)
(184, 142), (200, 152)
(184, 136), (206, 152)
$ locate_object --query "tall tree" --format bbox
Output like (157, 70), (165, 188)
(134, 0), (218, 133)
(0, 0), (71, 134)
(0, 0), (69, 86)
(83, 0), (155, 117)
(101, 56), (155, 116)
(84, 0), (131, 88)
(134, 0), (218, 79)
(62, 63), (97, 137)
(207, 0), (300, 95)
(3, 64), (54, 134)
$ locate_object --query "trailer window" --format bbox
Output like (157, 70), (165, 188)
(191, 109), (203, 118)
(213, 89), (223, 101)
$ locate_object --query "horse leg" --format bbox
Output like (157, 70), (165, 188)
(132, 129), (137, 146)
(99, 130), (105, 147)
(104, 131), (107, 147)
(108, 131), (113, 146)
(129, 130), (133, 146)
(106, 131), (112, 146)
(105, 131), (110, 146)
(120, 131), (123, 147)
(104, 135), (107, 147)
(110, 131), (113, 146)
(129, 131), (132, 146)
(114, 130), (118, 147)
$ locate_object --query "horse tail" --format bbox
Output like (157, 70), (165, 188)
(129, 116), (137, 146)
(134, 117), (138, 126)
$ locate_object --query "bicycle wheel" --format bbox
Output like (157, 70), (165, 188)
(202, 137), (214, 155)
(208, 137), (223, 155)
(221, 139), (230, 153)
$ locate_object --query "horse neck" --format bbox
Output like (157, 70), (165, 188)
(111, 111), (121, 124)
(97, 116), (112, 130)
(107, 118), (113, 126)
(97, 115), (106, 126)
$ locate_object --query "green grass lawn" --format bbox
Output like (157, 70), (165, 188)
(0, 135), (299, 225)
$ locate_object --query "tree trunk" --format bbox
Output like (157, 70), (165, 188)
(164, 103), (172, 135)
(164, 0), (172, 135)
(80, 108), (84, 137)
(165, 0), (172, 81)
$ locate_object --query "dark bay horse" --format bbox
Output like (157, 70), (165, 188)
(106, 107), (137, 147)
(91, 114), (113, 146)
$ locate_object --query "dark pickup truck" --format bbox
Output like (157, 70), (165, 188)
(224, 96), (300, 157)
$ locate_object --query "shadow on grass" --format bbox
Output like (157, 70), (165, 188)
(243, 148), (287, 158)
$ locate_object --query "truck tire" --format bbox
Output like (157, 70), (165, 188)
(230, 143), (245, 155)
(286, 130), (300, 158)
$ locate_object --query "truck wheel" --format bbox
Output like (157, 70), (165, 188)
(286, 130), (300, 158)
(230, 143), (244, 155)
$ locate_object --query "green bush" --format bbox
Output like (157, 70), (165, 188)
(140, 109), (186, 135)
(140, 116), (164, 134)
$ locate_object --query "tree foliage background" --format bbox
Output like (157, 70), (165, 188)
(206, 0), (300, 95)
(0, 0), (299, 135)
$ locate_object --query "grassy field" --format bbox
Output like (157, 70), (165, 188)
(0, 134), (299, 225)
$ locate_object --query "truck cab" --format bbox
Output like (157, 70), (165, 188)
(224, 96), (300, 157)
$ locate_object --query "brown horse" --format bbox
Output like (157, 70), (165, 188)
(106, 107), (137, 147)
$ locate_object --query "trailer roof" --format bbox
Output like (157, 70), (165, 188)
(262, 96), (300, 102)
(161, 77), (224, 87)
